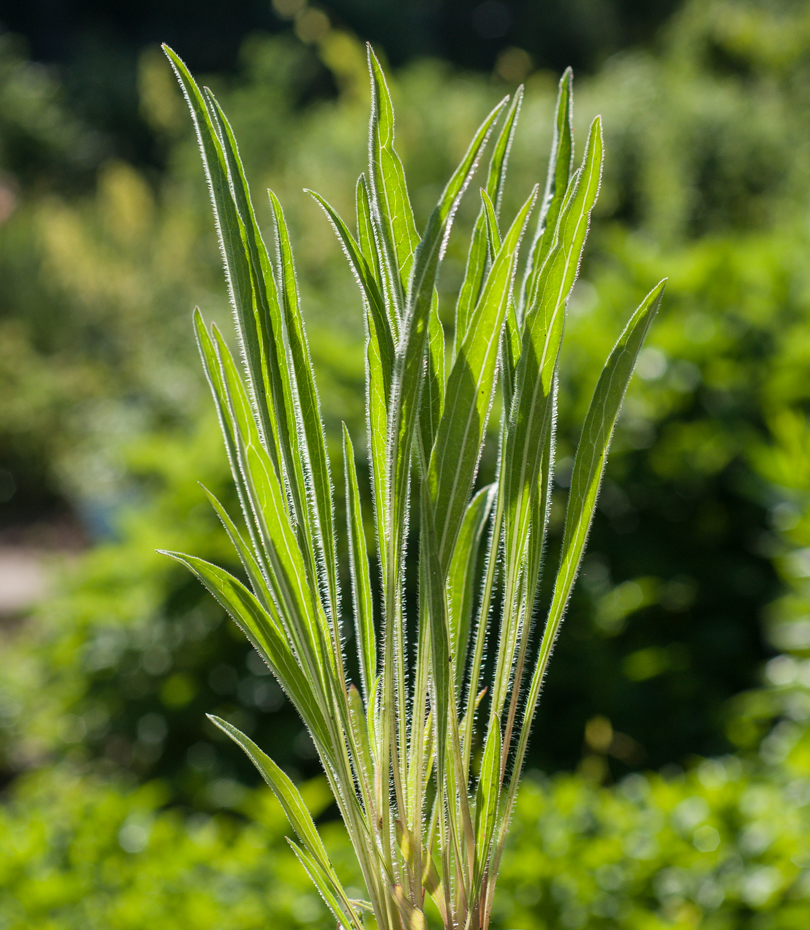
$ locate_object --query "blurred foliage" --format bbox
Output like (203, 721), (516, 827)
(4, 0), (810, 788)
(0, 763), (357, 929)
(3, 0), (679, 92)
(0, 0), (681, 208)
(3, 0), (810, 924)
(3, 758), (810, 928)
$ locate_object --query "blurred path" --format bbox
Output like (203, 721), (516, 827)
(0, 518), (86, 619)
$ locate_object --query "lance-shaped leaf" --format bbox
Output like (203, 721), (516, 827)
(163, 48), (274, 444)
(343, 425), (377, 700)
(170, 49), (313, 529)
(161, 555), (330, 750)
(501, 301), (521, 409)
(480, 191), (518, 408)
(419, 294), (445, 461)
(199, 484), (275, 611)
(243, 441), (331, 685)
(365, 306), (392, 573)
(350, 174), (398, 576)
(459, 479), (502, 776)
(481, 186), (502, 252)
(198, 320), (304, 629)
(210, 328), (332, 688)
(514, 279), (666, 781)
(455, 86), (523, 351)
(490, 119), (603, 724)
(348, 684), (376, 806)
(521, 68), (574, 312)
(267, 189), (339, 625)
(356, 175), (382, 281)
(418, 484), (452, 769)
(523, 382), (557, 613)
(419, 484), (476, 901)
(204, 87), (338, 617)
(194, 310), (266, 567)
(386, 93), (508, 573)
(201, 89), (298, 475)
(503, 116), (604, 566)
(473, 721), (501, 885)
(366, 46), (421, 316)
(407, 557), (433, 826)
(429, 186), (537, 575)
(210, 715), (331, 864)
(209, 716), (364, 930)
(446, 484), (496, 695)
(289, 840), (362, 930)
(307, 189), (394, 381)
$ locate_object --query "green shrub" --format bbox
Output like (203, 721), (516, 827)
(3, 761), (809, 929)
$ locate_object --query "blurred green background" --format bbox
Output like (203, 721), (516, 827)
(2, 0), (810, 927)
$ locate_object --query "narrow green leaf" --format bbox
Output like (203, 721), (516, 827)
(419, 294), (445, 461)
(194, 310), (265, 568)
(348, 683), (375, 802)
(408, 554), (433, 826)
(429, 185), (537, 575)
(481, 190), (501, 252)
(288, 839), (365, 930)
(365, 306), (391, 573)
(208, 324), (330, 688)
(459, 487), (502, 777)
(208, 716), (366, 930)
(163, 47), (274, 447)
(419, 485), (476, 907)
(474, 721), (501, 884)
(366, 45), (421, 315)
(356, 175), (382, 281)
(307, 188), (394, 380)
(161, 555), (329, 749)
(201, 89), (293, 467)
(343, 425), (377, 699)
(515, 278), (666, 781)
(418, 482), (452, 777)
(501, 300), (521, 409)
(446, 484), (496, 695)
(490, 118), (603, 726)
(366, 675), (384, 799)
(209, 328), (304, 602)
(209, 715), (336, 865)
(207, 92), (338, 585)
(455, 87), (523, 350)
(267, 188), (339, 627)
(243, 442), (329, 684)
(502, 117), (604, 572)
(199, 483), (275, 612)
(521, 68), (574, 312)
(212, 325), (264, 450)
(386, 90), (509, 582)
(524, 381), (557, 613)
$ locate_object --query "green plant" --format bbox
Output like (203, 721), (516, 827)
(161, 42), (664, 930)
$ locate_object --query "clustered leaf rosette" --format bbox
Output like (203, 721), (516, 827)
(161, 42), (665, 930)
